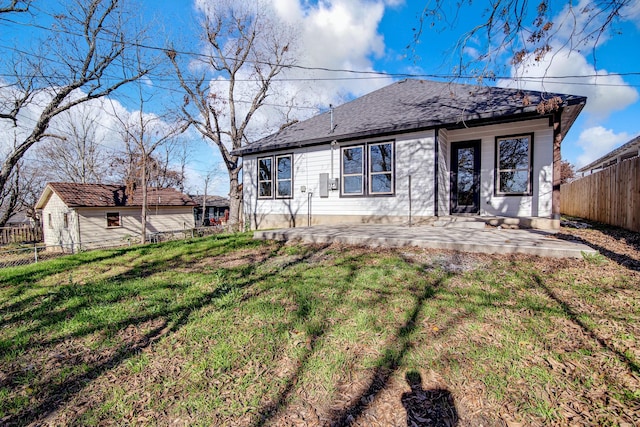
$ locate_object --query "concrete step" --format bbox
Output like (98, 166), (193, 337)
(431, 217), (486, 229)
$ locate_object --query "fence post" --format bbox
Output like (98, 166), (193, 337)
(34, 244), (38, 263)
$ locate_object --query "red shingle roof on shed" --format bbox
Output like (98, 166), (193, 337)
(43, 183), (196, 208)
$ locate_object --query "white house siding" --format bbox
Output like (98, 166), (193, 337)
(437, 128), (450, 215)
(76, 206), (194, 248)
(244, 131), (437, 229)
(41, 192), (80, 250)
(447, 118), (553, 218)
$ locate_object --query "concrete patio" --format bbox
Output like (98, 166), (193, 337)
(254, 223), (598, 259)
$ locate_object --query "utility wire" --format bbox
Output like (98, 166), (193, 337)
(1, 15), (639, 84)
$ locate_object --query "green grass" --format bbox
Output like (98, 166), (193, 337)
(0, 232), (638, 426)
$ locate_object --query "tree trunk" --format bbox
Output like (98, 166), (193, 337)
(140, 156), (147, 244)
(228, 169), (242, 232)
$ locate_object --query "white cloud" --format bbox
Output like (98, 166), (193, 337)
(191, 0), (395, 141)
(575, 126), (631, 167)
(499, 45), (638, 117)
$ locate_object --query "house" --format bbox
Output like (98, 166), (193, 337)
(35, 182), (196, 250)
(577, 134), (640, 176)
(233, 79), (586, 230)
(190, 195), (230, 226)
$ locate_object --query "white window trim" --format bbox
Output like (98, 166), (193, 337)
(106, 211), (121, 228)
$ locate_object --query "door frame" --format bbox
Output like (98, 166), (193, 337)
(450, 140), (481, 214)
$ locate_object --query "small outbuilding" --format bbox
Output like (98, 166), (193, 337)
(35, 182), (196, 250)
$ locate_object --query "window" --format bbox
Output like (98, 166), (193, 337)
(369, 142), (394, 194)
(341, 141), (395, 196)
(63, 213), (69, 229)
(48, 213), (52, 229)
(258, 157), (273, 198)
(276, 154), (292, 198)
(257, 154), (293, 199)
(106, 212), (121, 227)
(495, 134), (533, 195)
(342, 146), (364, 195)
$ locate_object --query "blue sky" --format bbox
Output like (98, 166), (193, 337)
(141, 0), (640, 193)
(2, 0), (640, 195)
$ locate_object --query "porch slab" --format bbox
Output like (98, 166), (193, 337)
(254, 224), (598, 259)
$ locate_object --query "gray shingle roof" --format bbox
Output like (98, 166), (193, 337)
(233, 79), (586, 156)
(37, 183), (196, 209)
(189, 195), (229, 208)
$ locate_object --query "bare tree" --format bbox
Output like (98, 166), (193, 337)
(0, 0), (31, 14)
(168, 0), (296, 230)
(0, 0), (149, 203)
(112, 89), (187, 244)
(414, 1), (634, 78)
(36, 105), (110, 184)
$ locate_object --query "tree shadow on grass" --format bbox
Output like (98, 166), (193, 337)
(328, 275), (444, 426)
(555, 231), (640, 271)
(532, 273), (640, 376)
(1, 238), (328, 426)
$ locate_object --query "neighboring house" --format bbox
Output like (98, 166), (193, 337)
(577, 134), (640, 176)
(190, 195), (230, 226)
(233, 79), (586, 230)
(35, 182), (196, 250)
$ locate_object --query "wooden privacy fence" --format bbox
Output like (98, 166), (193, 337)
(0, 226), (43, 245)
(561, 156), (640, 232)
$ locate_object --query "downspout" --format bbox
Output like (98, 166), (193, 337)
(434, 127), (439, 217)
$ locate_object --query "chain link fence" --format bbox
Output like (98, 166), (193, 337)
(0, 226), (228, 269)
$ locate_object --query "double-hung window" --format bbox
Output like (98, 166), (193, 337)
(341, 141), (394, 196)
(369, 142), (394, 195)
(258, 157), (273, 198)
(275, 155), (292, 198)
(342, 145), (364, 195)
(257, 154), (293, 199)
(495, 134), (533, 195)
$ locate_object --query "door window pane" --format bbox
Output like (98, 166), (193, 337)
(457, 147), (475, 206)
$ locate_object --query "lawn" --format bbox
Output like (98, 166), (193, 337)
(0, 228), (638, 426)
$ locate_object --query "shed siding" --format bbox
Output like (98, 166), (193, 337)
(76, 206), (194, 247)
(41, 192), (80, 249)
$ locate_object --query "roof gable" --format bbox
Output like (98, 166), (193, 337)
(36, 183), (196, 209)
(233, 79), (586, 156)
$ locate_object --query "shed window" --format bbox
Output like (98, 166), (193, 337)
(496, 134), (533, 195)
(63, 213), (69, 229)
(48, 213), (52, 229)
(258, 157), (273, 198)
(106, 212), (121, 227)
